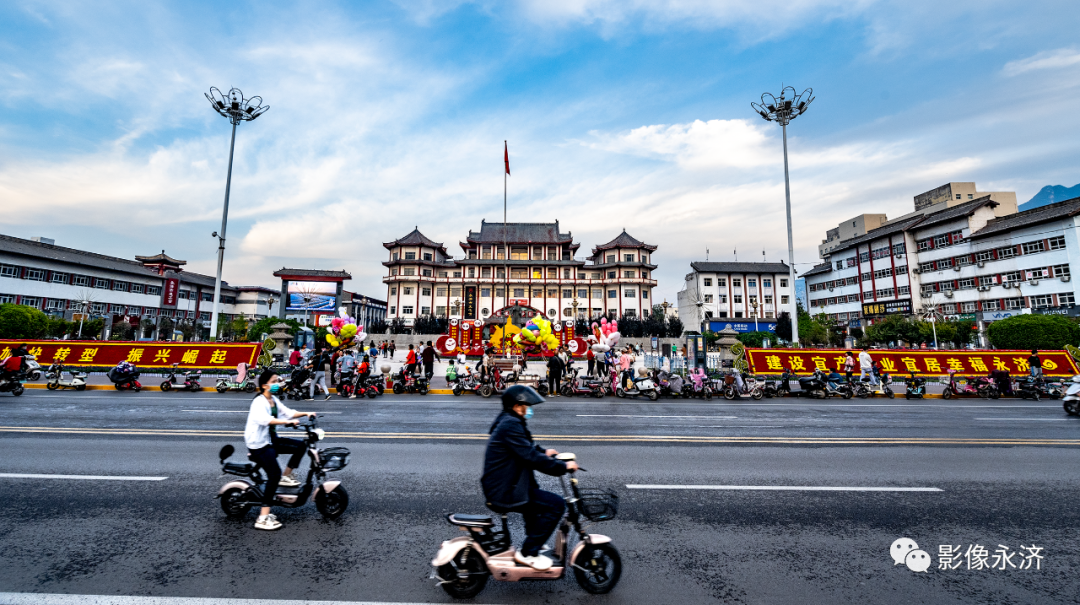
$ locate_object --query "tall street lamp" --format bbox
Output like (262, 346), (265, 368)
(205, 87), (269, 341)
(752, 86), (814, 346)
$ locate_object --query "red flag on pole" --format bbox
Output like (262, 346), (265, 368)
(504, 141), (510, 176)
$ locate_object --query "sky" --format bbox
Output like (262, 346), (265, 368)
(2, 0), (1079, 305)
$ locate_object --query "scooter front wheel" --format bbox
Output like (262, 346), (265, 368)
(220, 487), (253, 518)
(392, 383), (404, 395)
(573, 542), (622, 594)
(47, 381), (59, 391)
(315, 485), (349, 519)
(437, 548), (489, 599)
(160, 381), (172, 392)
(1064, 399), (1080, 416)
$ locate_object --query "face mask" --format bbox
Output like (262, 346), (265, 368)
(269, 383), (283, 395)
(523, 407), (534, 420)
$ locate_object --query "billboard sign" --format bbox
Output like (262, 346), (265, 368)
(708, 320), (777, 334)
(163, 278), (179, 306)
(862, 299), (913, 317)
(286, 281), (337, 312)
(0, 340), (260, 370)
(744, 347), (1079, 377)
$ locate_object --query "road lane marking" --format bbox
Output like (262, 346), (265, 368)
(181, 410), (343, 414)
(1, 426), (1078, 445)
(576, 415), (738, 419)
(626, 484), (943, 492)
(0, 593), (455, 605)
(0, 473), (167, 481)
(974, 418), (1070, 421)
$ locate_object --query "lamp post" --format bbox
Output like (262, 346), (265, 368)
(751, 298), (759, 332)
(571, 296), (579, 321)
(452, 298), (462, 317)
(752, 86), (814, 346)
(204, 87), (268, 341)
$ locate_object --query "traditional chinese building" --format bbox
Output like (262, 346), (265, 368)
(382, 222), (658, 325)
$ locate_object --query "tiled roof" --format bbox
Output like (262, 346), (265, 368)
(272, 268), (352, 279)
(591, 230), (657, 253)
(801, 262), (833, 277)
(911, 196), (997, 231)
(0, 233), (161, 278)
(690, 261), (791, 274)
(969, 196), (1080, 240)
(383, 228), (445, 251)
(466, 221), (574, 244)
(134, 252), (186, 266)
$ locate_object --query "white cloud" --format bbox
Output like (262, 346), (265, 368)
(1003, 48), (1080, 77)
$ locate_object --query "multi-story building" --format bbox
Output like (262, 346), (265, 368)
(676, 261), (794, 333)
(804, 196), (1080, 335)
(0, 233), (278, 339)
(381, 222), (658, 324)
(818, 214), (888, 258)
(342, 291), (388, 329)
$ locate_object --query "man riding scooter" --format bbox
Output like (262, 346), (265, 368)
(245, 369), (317, 530)
(481, 385), (579, 570)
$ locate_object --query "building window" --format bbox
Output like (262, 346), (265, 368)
(704, 278), (712, 287)
(938, 258), (953, 269)
(763, 279), (772, 288)
(45, 299), (64, 311)
(453, 271), (462, 278)
(421, 306), (431, 315)
(917, 240), (932, 252)
(511, 247), (528, 260)
(20, 296), (41, 308)
(436, 287), (447, 297)
(978, 276), (995, 287)
(436, 306), (447, 317)
(606, 254), (615, 263)
(481, 288), (491, 297)
(859, 252), (870, 262)
(895, 265), (908, 275)
(608, 290), (617, 299)
(496, 287), (505, 297)
(403, 287), (413, 295)
(1053, 264), (1071, 278)
(390, 287), (397, 295)
(704, 295), (714, 303)
(732, 279), (742, 287)
(422, 269), (432, 277)
(958, 278), (975, 290)
(623, 270), (635, 278)
(997, 246), (1016, 259)
(781, 295), (789, 304)
(1032, 295), (1053, 309)
(1005, 298), (1023, 310)
(642, 290), (648, 299)
(49, 272), (68, 284)
(113, 281), (127, 291)
(622, 254), (634, 262)
(983, 300), (1000, 311)
(403, 252), (415, 260)
(1061, 293), (1076, 305)
(24, 268), (45, 281)
(532, 289), (543, 297)
(1048, 236), (1066, 251)
(933, 235), (950, 248)
(780, 279), (788, 288)
(836, 261), (844, 270)
(861, 272), (872, 282)
(201, 292), (212, 302)
(131, 284), (144, 293)
(94, 278), (110, 289)
(468, 268), (476, 278)
(1004, 271), (1021, 283)
(421, 288), (432, 296)
(438, 271), (448, 278)
(403, 268), (415, 276)
(1022, 241), (1045, 255)
(577, 288), (587, 298)
(624, 289), (635, 298)
(450, 287), (462, 297)
(607, 271), (616, 279)
(893, 243), (906, 255)
(402, 306), (414, 314)
(718, 278), (726, 287)
(733, 294), (743, 304)
(748, 279), (757, 288)
(719, 294), (727, 303)
(562, 289), (572, 298)
(514, 288), (525, 297)
(0, 265), (18, 278)
(563, 269), (571, 279)
(147, 286), (160, 295)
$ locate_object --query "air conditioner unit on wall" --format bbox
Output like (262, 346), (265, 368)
(920, 291), (932, 299)
(912, 268), (921, 274)
(977, 286), (989, 292)
(1030, 279), (1039, 286)
(953, 266), (961, 272)
(1064, 276), (1072, 283)
(944, 291), (954, 298)
(977, 261), (985, 268)
(1003, 282), (1012, 289)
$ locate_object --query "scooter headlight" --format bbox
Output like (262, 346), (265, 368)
(314, 428), (326, 441)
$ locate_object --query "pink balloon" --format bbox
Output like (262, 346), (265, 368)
(600, 318), (607, 325)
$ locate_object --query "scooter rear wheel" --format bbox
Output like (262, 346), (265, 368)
(437, 548), (489, 599)
(315, 485), (349, 519)
(479, 384), (493, 398)
(452, 384), (463, 396)
(220, 487), (253, 518)
(1064, 399), (1080, 416)
(392, 383), (404, 395)
(47, 381), (59, 391)
(573, 542), (622, 594)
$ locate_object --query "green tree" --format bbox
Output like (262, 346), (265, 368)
(157, 317), (175, 340)
(109, 321), (136, 341)
(736, 331), (774, 347)
(0, 304), (49, 339)
(987, 314), (1080, 350)
(862, 314), (920, 346)
(666, 316), (684, 337)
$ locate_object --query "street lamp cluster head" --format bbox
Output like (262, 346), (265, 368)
(205, 87), (269, 125)
(751, 86), (814, 126)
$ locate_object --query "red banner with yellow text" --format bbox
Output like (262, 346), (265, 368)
(0, 340), (260, 370)
(745, 348), (1079, 377)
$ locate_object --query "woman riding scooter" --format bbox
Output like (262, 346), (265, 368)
(245, 369), (317, 530)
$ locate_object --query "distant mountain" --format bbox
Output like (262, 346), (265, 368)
(1020, 183), (1080, 212)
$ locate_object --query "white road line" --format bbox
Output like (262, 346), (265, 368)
(181, 410), (343, 414)
(626, 484), (943, 492)
(974, 417), (1069, 421)
(576, 415), (737, 419)
(0, 473), (168, 481)
(0, 594), (452, 605)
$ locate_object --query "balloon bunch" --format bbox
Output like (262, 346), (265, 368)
(513, 315), (561, 351)
(589, 317), (621, 353)
(326, 310), (366, 348)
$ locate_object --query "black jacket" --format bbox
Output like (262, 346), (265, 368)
(481, 411), (568, 510)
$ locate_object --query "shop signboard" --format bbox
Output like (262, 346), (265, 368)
(1035, 305), (1080, 317)
(0, 340), (260, 370)
(980, 310), (1021, 322)
(707, 320), (777, 333)
(163, 278), (179, 306)
(861, 299), (913, 317)
(464, 286), (477, 319)
(745, 347), (1079, 377)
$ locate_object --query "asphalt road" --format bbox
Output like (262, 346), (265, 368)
(0, 390), (1078, 604)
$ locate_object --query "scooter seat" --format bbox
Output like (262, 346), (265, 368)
(223, 462), (254, 476)
(447, 513), (495, 528)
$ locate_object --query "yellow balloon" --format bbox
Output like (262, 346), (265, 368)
(326, 334), (340, 347)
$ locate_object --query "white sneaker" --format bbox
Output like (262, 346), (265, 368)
(279, 474), (301, 487)
(254, 514), (282, 530)
(514, 551), (553, 570)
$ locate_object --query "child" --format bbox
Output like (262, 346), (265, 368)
(446, 359), (458, 387)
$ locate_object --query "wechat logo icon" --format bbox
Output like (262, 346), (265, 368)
(891, 537), (931, 573)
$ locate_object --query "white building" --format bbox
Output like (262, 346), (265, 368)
(677, 262), (794, 333)
(804, 196), (1080, 333)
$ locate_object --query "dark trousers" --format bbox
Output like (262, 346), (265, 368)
(424, 361), (434, 379)
(248, 435), (306, 506)
(548, 370), (561, 395)
(519, 487), (566, 557)
(587, 359), (595, 376)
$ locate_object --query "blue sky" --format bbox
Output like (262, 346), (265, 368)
(2, 0), (1079, 304)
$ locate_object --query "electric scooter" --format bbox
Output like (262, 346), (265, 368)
(1063, 376), (1080, 416)
(904, 372), (926, 399)
(432, 453), (621, 598)
(616, 368), (659, 400)
(45, 362), (87, 391)
(24, 354), (42, 381)
(216, 363), (256, 394)
(160, 363), (202, 392)
(216, 416), (350, 519)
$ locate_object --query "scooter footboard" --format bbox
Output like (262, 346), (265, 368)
(432, 536), (474, 567)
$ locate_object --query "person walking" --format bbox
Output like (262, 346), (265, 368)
(618, 348), (634, 390)
(586, 346), (595, 377)
(421, 340), (441, 380)
(338, 349), (358, 398)
(843, 351), (855, 382)
(547, 349), (564, 397)
(308, 347), (332, 401)
(858, 347), (876, 386)
(404, 344), (418, 376)
(1029, 349), (1043, 379)
(288, 346), (303, 370)
(388, 340), (396, 360)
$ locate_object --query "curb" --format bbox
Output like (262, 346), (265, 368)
(23, 382), (457, 395)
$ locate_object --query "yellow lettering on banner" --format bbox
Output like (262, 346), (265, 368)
(788, 357), (806, 371)
(0, 347), (10, 359)
(969, 357), (988, 372)
(1012, 358), (1029, 372)
(209, 349), (228, 364)
(78, 348), (98, 362)
(880, 358), (897, 372)
(834, 356), (846, 369)
(181, 350), (199, 364)
(925, 358), (942, 373)
(811, 356), (829, 371)
(126, 348), (144, 363)
(28, 346), (43, 357)
(765, 355), (784, 370)
(992, 357), (1009, 371)
(947, 358), (965, 371)
(1043, 359), (1058, 371)
(153, 349), (171, 363)
(54, 347), (71, 361)
(900, 357), (919, 372)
